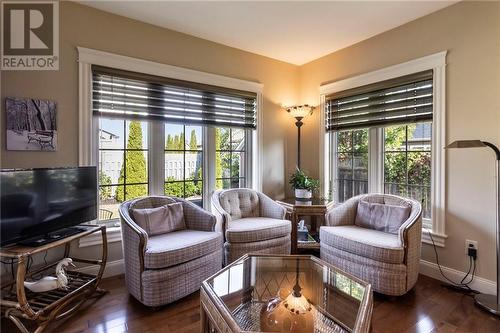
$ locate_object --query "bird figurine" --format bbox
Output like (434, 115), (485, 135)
(24, 258), (75, 293)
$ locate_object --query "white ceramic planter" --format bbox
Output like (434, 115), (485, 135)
(295, 188), (312, 199)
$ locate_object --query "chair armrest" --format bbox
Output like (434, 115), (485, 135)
(211, 190), (231, 234)
(398, 201), (422, 289)
(325, 196), (359, 226)
(119, 203), (149, 251)
(398, 200), (423, 246)
(182, 200), (217, 232)
(257, 192), (287, 219)
(119, 203), (148, 301)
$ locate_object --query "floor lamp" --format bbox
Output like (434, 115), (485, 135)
(446, 140), (500, 315)
(285, 105), (315, 169)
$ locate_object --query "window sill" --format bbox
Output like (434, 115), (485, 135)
(78, 226), (122, 248)
(421, 228), (447, 248)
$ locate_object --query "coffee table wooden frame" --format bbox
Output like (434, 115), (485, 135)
(200, 254), (373, 333)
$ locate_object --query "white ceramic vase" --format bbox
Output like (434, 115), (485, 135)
(295, 188), (312, 199)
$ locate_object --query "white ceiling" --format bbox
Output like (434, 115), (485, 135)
(79, 1), (457, 65)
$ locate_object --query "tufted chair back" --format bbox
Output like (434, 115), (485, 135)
(217, 188), (260, 220)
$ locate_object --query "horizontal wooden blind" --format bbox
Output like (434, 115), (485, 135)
(92, 65), (257, 128)
(325, 70), (433, 131)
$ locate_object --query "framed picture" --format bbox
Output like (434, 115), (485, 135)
(5, 97), (57, 151)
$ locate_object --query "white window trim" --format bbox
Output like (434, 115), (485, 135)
(77, 47), (263, 247)
(319, 51), (448, 247)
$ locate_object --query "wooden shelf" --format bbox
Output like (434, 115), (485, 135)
(0, 225), (107, 333)
(297, 241), (321, 250)
(0, 226), (101, 259)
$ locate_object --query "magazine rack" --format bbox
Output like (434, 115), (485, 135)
(0, 225), (107, 333)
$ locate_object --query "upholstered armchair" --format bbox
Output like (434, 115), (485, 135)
(119, 196), (223, 307)
(212, 188), (291, 264)
(320, 194), (422, 296)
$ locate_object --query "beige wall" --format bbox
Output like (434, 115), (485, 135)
(0, 1), (298, 271)
(1, 1), (499, 281)
(1, 1), (299, 200)
(298, 1), (500, 281)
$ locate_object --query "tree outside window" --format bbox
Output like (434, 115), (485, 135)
(164, 124), (203, 205)
(215, 127), (247, 189)
(384, 123), (432, 218)
(98, 119), (149, 222)
(335, 129), (369, 202)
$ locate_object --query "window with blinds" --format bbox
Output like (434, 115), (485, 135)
(92, 65), (257, 129)
(325, 70), (433, 132)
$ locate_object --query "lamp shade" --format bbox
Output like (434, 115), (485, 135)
(285, 105), (315, 120)
(446, 140), (486, 149)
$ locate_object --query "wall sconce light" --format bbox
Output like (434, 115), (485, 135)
(285, 105), (315, 169)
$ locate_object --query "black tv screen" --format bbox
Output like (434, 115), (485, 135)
(0, 167), (97, 246)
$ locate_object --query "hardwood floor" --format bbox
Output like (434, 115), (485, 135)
(2, 274), (499, 333)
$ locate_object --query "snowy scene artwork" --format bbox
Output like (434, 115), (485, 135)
(6, 97), (57, 151)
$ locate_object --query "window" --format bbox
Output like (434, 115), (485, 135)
(91, 64), (259, 222)
(327, 70), (433, 206)
(327, 72), (434, 208)
(98, 118), (149, 223)
(165, 124), (203, 206)
(335, 129), (369, 202)
(216, 127), (248, 189)
(384, 123), (432, 219)
(320, 52), (446, 245)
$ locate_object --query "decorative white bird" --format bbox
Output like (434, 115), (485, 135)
(24, 258), (75, 293)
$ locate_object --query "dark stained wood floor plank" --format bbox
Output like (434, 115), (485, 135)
(2, 274), (499, 333)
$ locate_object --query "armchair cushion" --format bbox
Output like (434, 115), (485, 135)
(354, 199), (411, 234)
(131, 202), (186, 236)
(226, 217), (291, 243)
(320, 225), (404, 264)
(144, 230), (223, 269)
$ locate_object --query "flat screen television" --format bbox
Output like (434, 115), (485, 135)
(0, 166), (97, 246)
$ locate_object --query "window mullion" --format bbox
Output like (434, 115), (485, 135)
(369, 127), (383, 194)
(245, 128), (253, 188)
(205, 126), (215, 210)
(150, 121), (164, 195)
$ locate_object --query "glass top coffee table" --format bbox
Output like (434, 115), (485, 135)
(200, 254), (373, 333)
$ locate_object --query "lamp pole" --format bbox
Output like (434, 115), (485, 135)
(295, 117), (303, 169)
(446, 140), (500, 315)
(475, 141), (500, 315)
(285, 104), (314, 170)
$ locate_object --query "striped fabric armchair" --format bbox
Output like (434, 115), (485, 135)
(212, 188), (291, 265)
(119, 196), (223, 307)
(320, 194), (422, 296)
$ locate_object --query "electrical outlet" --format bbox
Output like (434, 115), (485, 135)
(465, 239), (478, 255)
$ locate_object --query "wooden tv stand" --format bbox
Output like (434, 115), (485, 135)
(0, 225), (107, 333)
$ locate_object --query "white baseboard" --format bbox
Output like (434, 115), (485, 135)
(419, 259), (496, 295)
(76, 259), (124, 278)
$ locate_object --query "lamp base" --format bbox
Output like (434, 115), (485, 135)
(474, 293), (500, 316)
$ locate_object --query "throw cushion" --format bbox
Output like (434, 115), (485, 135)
(355, 199), (411, 234)
(131, 202), (186, 236)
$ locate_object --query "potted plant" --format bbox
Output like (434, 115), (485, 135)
(289, 168), (319, 199)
